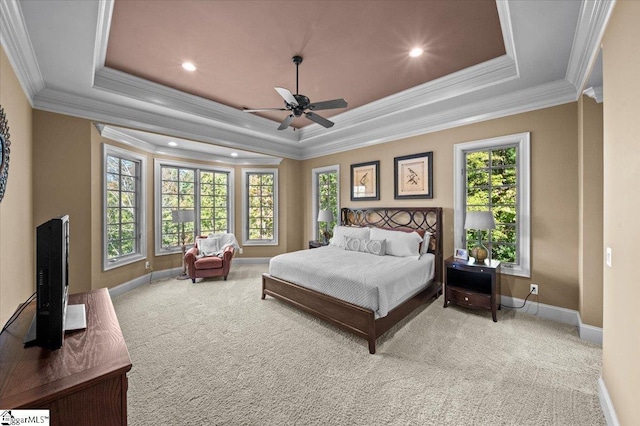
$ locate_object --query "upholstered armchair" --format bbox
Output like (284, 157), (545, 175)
(184, 235), (236, 283)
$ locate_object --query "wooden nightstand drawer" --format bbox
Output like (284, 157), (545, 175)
(447, 286), (491, 309)
(443, 256), (501, 321)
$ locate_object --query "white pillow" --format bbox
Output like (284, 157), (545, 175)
(329, 226), (370, 248)
(369, 228), (422, 258)
(198, 238), (220, 256)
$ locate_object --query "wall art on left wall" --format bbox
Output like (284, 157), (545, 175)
(0, 106), (11, 203)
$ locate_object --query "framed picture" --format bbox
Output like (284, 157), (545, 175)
(394, 151), (433, 199)
(350, 160), (380, 201)
(454, 248), (469, 260)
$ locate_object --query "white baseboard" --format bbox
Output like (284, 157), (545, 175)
(500, 295), (579, 325)
(579, 317), (603, 345)
(234, 257), (270, 264)
(108, 267), (182, 298)
(598, 377), (620, 426)
(500, 295), (603, 345)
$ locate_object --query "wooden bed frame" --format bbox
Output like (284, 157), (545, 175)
(261, 207), (443, 354)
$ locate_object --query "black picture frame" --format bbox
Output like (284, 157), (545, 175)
(350, 160), (380, 201)
(0, 106), (11, 203)
(394, 151), (433, 199)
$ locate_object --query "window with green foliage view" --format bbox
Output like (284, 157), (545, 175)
(455, 133), (530, 277)
(243, 169), (278, 245)
(465, 146), (518, 264)
(103, 145), (146, 271)
(316, 170), (339, 238)
(106, 155), (141, 260)
(158, 164), (231, 251)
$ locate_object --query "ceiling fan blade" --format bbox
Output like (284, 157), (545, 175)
(305, 112), (334, 128)
(275, 87), (299, 107)
(308, 98), (348, 111)
(277, 114), (295, 130)
(242, 108), (287, 112)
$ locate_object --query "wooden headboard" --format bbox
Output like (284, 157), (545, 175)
(340, 207), (444, 284)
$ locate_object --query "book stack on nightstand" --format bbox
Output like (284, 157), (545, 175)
(443, 256), (501, 322)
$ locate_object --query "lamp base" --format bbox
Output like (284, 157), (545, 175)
(471, 245), (489, 264)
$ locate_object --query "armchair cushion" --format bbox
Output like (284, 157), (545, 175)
(194, 255), (223, 270)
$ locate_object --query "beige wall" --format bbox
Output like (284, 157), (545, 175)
(602, 1), (640, 423)
(578, 95), (603, 327)
(302, 103), (582, 310)
(31, 110), (302, 291)
(0, 47), (34, 325)
(33, 110), (92, 294)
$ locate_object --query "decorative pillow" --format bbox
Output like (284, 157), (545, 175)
(343, 236), (386, 256)
(369, 227), (422, 258)
(198, 237), (220, 257)
(329, 226), (370, 248)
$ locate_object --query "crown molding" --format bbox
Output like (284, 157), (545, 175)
(583, 85), (603, 103)
(33, 87), (304, 159)
(99, 125), (282, 165)
(565, 0), (616, 92)
(91, 0), (113, 86)
(93, 67), (296, 145)
(300, 79), (577, 159)
(0, 0), (44, 105)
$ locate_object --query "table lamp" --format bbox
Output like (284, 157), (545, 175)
(464, 211), (496, 264)
(172, 209), (195, 279)
(317, 209), (334, 245)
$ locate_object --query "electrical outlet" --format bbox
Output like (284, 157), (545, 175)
(239, 247), (243, 254)
(606, 247), (612, 267)
(145, 261), (150, 269)
(530, 283), (538, 295)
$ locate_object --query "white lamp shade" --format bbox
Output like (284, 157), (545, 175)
(317, 209), (334, 223)
(171, 209), (195, 223)
(464, 211), (496, 230)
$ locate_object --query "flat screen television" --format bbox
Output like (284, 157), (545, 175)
(24, 215), (70, 350)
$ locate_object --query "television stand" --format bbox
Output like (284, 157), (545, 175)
(23, 304), (87, 346)
(0, 288), (132, 425)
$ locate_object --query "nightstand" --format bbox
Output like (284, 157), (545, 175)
(443, 256), (501, 322)
(308, 240), (327, 249)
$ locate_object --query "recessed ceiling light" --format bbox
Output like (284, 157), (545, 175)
(168, 141), (178, 147)
(409, 48), (424, 58)
(182, 62), (196, 72)
(230, 152), (238, 157)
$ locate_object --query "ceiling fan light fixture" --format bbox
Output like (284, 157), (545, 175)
(409, 47), (424, 58)
(182, 62), (197, 72)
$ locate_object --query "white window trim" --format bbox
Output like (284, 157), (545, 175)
(154, 159), (235, 256)
(311, 164), (340, 241)
(453, 132), (531, 277)
(103, 144), (147, 271)
(242, 168), (279, 246)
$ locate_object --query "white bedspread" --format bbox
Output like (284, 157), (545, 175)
(268, 246), (435, 318)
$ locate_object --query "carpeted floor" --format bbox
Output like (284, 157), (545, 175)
(112, 264), (605, 425)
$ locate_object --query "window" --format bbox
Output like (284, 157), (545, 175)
(242, 169), (278, 245)
(155, 160), (234, 255)
(454, 132), (530, 277)
(103, 145), (146, 270)
(312, 165), (339, 240)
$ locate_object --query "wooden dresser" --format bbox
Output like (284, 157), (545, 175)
(0, 288), (132, 425)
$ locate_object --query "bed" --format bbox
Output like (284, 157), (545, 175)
(261, 207), (443, 354)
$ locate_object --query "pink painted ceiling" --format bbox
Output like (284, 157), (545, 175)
(105, 0), (505, 128)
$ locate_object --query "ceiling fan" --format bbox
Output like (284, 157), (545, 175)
(242, 55), (348, 130)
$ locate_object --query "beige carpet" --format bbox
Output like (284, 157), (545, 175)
(112, 264), (605, 425)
